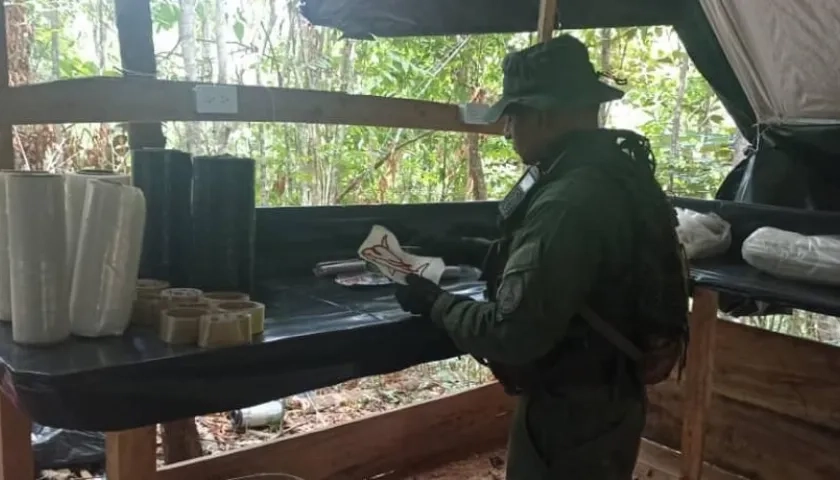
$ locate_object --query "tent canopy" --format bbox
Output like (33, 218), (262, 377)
(299, 0), (681, 38)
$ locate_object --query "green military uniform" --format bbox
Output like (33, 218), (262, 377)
(394, 35), (677, 479)
(430, 134), (647, 479)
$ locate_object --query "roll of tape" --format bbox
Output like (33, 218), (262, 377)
(216, 301), (265, 335)
(131, 296), (162, 327)
(203, 291), (250, 306)
(159, 307), (208, 344)
(198, 311), (252, 348)
(161, 288), (204, 308)
(136, 279), (170, 299)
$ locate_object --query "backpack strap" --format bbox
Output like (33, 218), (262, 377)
(579, 306), (643, 362)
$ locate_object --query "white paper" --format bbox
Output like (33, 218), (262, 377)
(64, 170), (131, 286)
(70, 179), (146, 337)
(0, 173), (10, 321)
(6, 172), (70, 345)
(194, 85), (239, 114)
(357, 225), (446, 285)
(459, 103), (492, 125)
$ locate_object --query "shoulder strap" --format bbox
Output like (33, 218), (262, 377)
(579, 306), (643, 362)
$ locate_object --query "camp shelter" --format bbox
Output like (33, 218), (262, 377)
(0, 0), (838, 479)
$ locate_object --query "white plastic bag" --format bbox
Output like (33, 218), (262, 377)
(675, 208), (732, 260)
(742, 226), (840, 286)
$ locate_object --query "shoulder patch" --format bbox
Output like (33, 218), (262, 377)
(496, 273), (525, 317)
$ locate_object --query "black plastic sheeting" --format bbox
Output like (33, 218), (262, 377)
(191, 156), (256, 294)
(0, 276), (479, 431)
(131, 149), (194, 287)
(300, 0), (680, 38)
(32, 424), (104, 470)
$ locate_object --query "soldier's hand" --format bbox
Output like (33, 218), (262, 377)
(395, 274), (444, 316)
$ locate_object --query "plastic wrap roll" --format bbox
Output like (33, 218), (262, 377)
(203, 291), (250, 306)
(64, 170), (131, 285)
(216, 300), (265, 335)
(0, 172), (10, 321)
(197, 311), (252, 348)
(69, 180), (146, 337)
(742, 226), (840, 286)
(131, 149), (193, 287)
(6, 172), (69, 345)
(159, 307), (207, 344)
(191, 156), (255, 293)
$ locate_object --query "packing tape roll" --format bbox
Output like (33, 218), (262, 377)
(137, 279), (170, 298)
(203, 291), (250, 306)
(159, 307), (209, 344)
(198, 311), (252, 348)
(216, 301), (265, 335)
(161, 287), (204, 308)
(131, 296), (162, 327)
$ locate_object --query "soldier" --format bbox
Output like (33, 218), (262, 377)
(395, 35), (689, 479)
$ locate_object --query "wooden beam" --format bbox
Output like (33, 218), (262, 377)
(680, 288), (719, 480)
(0, 4), (13, 170)
(0, 390), (33, 480)
(105, 426), (158, 480)
(538, 0), (558, 42)
(113, 0), (165, 149)
(0, 78), (505, 135)
(156, 383), (514, 480)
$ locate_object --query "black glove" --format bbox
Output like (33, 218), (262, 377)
(407, 235), (493, 268)
(395, 274), (445, 316)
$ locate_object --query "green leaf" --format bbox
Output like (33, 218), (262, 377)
(233, 21), (245, 43)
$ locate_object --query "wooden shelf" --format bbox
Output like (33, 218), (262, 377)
(0, 77), (504, 134)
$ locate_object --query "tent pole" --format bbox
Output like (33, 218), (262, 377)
(537, 0), (558, 42)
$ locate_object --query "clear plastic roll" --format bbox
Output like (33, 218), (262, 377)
(0, 172), (11, 321)
(64, 170), (131, 285)
(70, 179), (146, 337)
(742, 226), (840, 286)
(6, 172), (69, 345)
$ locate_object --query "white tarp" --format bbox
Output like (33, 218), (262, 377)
(700, 0), (840, 125)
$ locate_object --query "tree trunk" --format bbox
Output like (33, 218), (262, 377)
(668, 51), (691, 193)
(179, 0), (199, 150)
(466, 133), (487, 200)
(598, 28), (612, 126)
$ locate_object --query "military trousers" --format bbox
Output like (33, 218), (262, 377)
(505, 383), (646, 480)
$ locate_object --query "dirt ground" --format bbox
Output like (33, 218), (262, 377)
(39, 357), (493, 480)
(402, 449), (507, 480)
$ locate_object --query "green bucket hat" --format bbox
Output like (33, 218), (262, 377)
(485, 34), (625, 123)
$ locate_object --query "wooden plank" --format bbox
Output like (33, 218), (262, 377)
(0, 3), (14, 170)
(161, 419), (202, 464)
(646, 380), (840, 480)
(157, 383), (515, 480)
(0, 390), (33, 480)
(0, 77), (505, 135)
(636, 439), (749, 480)
(680, 288), (719, 480)
(538, 0), (559, 42)
(114, 0), (166, 149)
(712, 319), (840, 431)
(105, 426), (158, 480)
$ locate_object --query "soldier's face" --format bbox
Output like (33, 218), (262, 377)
(504, 111), (542, 164)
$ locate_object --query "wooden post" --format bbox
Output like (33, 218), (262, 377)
(680, 287), (719, 480)
(113, 0), (165, 150)
(105, 426), (158, 480)
(537, 0), (558, 42)
(0, 390), (33, 480)
(0, 3), (14, 170)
